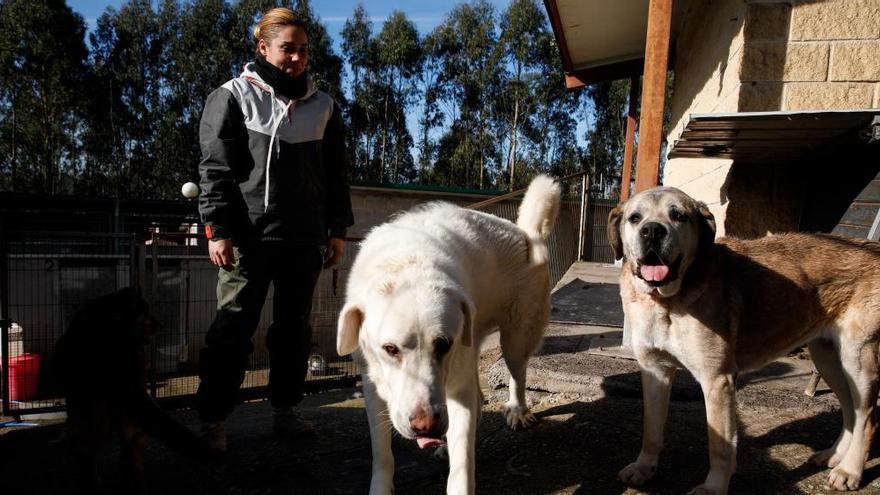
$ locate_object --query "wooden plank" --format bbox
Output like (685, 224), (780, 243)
(669, 146), (806, 155)
(678, 129), (845, 140)
(673, 139), (815, 148)
(688, 110), (877, 126)
(620, 76), (639, 201)
(839, 203), (880, 228)
(565, 58), (646, 88)
(857, 180), (880, 203)
(634, 0), (673, 193)
(685, 117), (873, 131)
(832, 224), (871, 239)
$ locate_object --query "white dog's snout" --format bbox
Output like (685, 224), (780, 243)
(409, 403), (445, 435)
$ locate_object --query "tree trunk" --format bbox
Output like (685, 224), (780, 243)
(380, 85), (388, 182)
(10, 94), (15, 189)
(508, 98), (519, 191)
(478, 108), (485, 189)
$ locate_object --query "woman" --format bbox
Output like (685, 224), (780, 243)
(196, 7), (353, 452)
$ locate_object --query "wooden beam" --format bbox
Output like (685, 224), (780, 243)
(543, 0), (574, 72)
(564, 58), (645, 89)
(620, 76), (640, 201)
(634, 0), (673, 193)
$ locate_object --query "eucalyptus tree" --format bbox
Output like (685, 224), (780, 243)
(293, 0), (344, 102)
(82, 0), (166, 198)
(227, 0), (275, 73)
(375, 11), (420, 183)
(432, 0), (500, 189)
(522, 31), (583, 180)
(0, 0), (89, 194)
(341, 4), (374, 180)
(415, 30), (445, 183)
(496, 0), (548, 190)
(584, 79), (631, 197)
(153, 0), (234, 198)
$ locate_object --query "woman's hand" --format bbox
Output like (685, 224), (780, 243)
(208, 239), (234, 270)
(324, 237), (345, 268)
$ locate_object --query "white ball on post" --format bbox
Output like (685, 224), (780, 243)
(181, 182), (200, 199)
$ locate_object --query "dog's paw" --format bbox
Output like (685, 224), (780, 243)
(827, 466), (861, 491)
(503, 403), (538, 430)
(809, 447), (842, 468)
(686, 485), (723, 495)
(618, 461), (656, 486)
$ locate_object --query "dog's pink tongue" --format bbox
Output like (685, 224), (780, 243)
(640, 264), (669, 282)
(416, 437), (446, 449)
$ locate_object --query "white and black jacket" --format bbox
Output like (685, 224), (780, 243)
(198, 63), (353, 244)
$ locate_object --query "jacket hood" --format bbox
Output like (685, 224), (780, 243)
(240, 62), (318, 101)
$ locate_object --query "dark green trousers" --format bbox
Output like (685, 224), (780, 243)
(196, 242), (323, 422)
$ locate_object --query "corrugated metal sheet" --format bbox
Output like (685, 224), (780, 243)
(668, 110), (880, 161)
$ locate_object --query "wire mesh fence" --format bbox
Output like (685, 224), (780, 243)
(0, 232), (136, 415)
(0, 231), (359, 417)
(141, 232), (359, 403)
(583, 197), (620, 264)
(467, 173), (592, 288)
(1, 175), (617, 417)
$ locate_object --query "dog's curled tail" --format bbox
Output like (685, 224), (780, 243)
(516, 174), (561, 266)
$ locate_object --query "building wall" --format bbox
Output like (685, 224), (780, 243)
(347, 186), (493, 238)
(663, 0), (880, 238)
(664, 0), (747, 237)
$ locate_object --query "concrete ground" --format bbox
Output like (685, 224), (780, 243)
(2, 262), (879, 494)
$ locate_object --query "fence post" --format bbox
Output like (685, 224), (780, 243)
(576, 174), (589, 261)
(128, 234), (137, 291)
(0, 229), (10, 415)
(149, 232), (159, 398)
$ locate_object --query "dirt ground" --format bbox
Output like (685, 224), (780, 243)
(2, 348), (880, 494)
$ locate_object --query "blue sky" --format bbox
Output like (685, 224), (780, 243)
(66, 1), (589, 149)
(67, 1), (514, 50)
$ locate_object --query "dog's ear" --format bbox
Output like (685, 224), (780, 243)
(459, 296), (475, 348)
(607, 204), (624, 260)
(337, 302), (364, 356)
(695, 200), (716, 251)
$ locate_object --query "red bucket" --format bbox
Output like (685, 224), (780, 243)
(3, 353), (41, 401)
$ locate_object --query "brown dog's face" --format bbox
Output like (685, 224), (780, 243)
(607, 187), (716, 297)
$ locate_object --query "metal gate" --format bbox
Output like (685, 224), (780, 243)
(0, 230), (358, 417)
(0, 232), (137, 416)
(582, 195), (620, 263)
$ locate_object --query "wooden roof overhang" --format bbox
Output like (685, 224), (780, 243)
(544, 0), (688, 199)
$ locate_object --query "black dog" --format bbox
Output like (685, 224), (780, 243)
(53, 288), (212, 494)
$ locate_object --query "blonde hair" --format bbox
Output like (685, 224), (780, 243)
(254, 7), (307, 48)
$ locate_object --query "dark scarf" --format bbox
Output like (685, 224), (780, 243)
(253, 55), (308, 100)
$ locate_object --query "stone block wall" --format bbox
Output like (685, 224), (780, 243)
(663, 0), (880, 239)
(663, 0), (747, 237)
(739, 0), (880, 111)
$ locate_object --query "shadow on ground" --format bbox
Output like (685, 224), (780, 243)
(3, 366), (878, 495)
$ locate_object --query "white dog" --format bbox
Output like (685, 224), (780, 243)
(337, 175), (561, 494)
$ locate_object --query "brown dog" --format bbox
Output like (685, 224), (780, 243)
(53, 288), (212, 494)
(608, 187), (880, 494)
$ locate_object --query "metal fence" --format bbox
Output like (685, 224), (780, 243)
(0, 231), (358, 417)
(467, 173), (590, 288)
(0, 232), (138, 416)
(582, 196), (620, 263)
(0, 174), (618, 418)
(141, 232), (359, 405)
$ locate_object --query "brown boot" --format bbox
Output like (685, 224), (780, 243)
(200, 421), (227, 455)
(273, 407), (316, 439)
